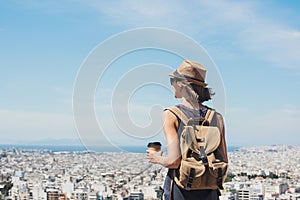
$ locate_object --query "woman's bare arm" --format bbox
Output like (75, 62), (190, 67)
(146, 110), (181, 168)
(216, 113), (228, 163)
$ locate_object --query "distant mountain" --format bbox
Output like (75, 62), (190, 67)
(26, 138), (83, 146)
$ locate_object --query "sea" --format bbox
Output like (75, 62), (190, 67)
(0, 144), (240, 153)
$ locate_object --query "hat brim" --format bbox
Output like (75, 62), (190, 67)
(168, 72), (207, 87)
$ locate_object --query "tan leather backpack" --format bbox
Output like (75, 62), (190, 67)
(167, 106), (228, 190)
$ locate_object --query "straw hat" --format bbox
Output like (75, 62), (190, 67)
(169, 60), (207, 86)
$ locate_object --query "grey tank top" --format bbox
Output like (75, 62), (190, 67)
(175, 104), (208, 135)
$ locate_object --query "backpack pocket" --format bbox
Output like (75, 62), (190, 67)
(175, 159), (206, 190)
(175, 158), (228, 190)
(208, 161), (228, 188)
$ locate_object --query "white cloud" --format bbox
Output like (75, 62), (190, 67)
(7, 0), (300, 68)
(83, 0), (300, 69)
(9, 0), (299, 68)
(83, 0), (184, 26)
(0, 110), (77, 143)
(191, 1), (300, 69)
(7, 0), (85, 14)
(53, 86), (72, 96)
(226, 105), (300, 146)
(237, 27), (300, 69)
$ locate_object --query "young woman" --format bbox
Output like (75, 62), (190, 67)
(147, 60), (228, 200)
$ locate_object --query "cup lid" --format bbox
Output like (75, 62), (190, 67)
(147, 142), (161, 147)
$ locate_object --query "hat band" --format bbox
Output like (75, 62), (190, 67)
(174, 70), (205, 84)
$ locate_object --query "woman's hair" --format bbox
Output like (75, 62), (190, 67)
(177, 80), (214, 103)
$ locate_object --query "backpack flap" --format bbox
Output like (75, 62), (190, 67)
(180, 125), (220, 160)
(180, 126), (197, 159)
(195, 125), (221, 155)
(198, 109), (221, 154)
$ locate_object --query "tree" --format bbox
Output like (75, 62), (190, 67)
(268, 172), (278, 179)
(3, 182), (13, 196)
(225, 172), (235, 182)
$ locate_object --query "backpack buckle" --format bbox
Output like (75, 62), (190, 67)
(200, 146), (208, 166)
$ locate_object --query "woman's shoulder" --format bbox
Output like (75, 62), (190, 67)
(204, 106), (224, 125)
(162, 107), (179, 120)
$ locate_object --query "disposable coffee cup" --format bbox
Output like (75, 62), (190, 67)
(147, 142), (162, 152)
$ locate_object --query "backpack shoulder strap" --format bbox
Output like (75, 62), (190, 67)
(204, 108), (216, 125)
(165, 106), (189, 125)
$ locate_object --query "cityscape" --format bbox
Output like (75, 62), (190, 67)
(0, 145), (299, 200)
(2, 1), (300, 200)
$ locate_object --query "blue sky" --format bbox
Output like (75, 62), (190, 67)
(1, 0), (300, 148)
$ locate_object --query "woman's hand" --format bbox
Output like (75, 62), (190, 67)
(146, 150), (163, 164)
